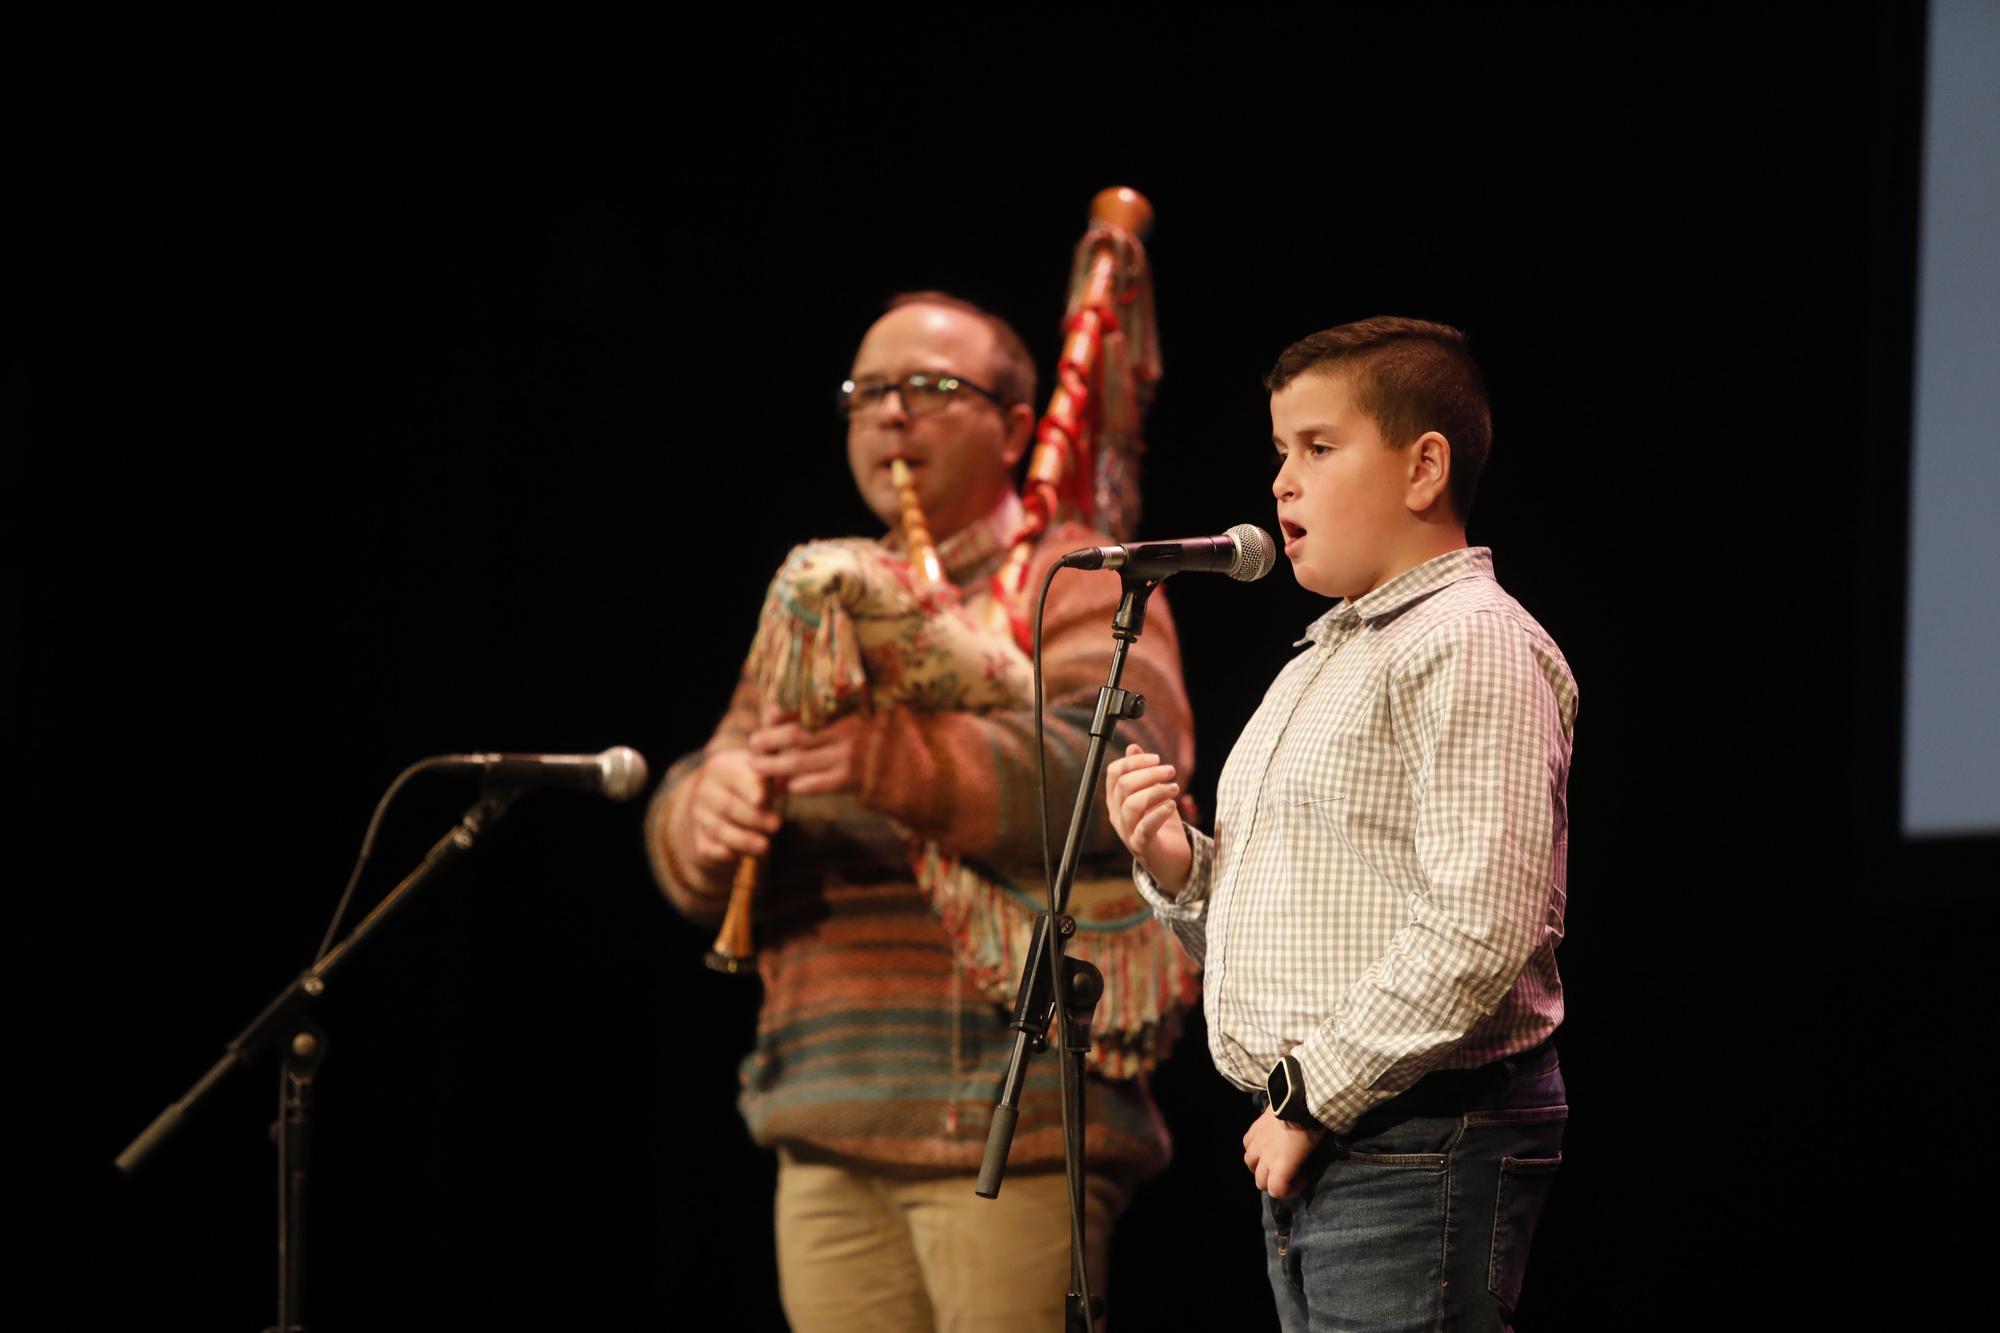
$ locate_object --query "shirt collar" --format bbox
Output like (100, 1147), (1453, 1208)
(1296, 546), (1495, 646)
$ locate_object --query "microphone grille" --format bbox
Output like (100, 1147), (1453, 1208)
(1225, 525), (1277, 582)
(599, 746), (650, 801)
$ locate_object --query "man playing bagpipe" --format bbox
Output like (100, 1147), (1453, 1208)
(646, 290), (1198, 1331)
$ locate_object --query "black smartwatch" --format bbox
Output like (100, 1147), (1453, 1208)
(1266, 1053), (1315, 1127)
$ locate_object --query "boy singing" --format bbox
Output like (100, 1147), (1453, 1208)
(1107, 318), (1578, 1332)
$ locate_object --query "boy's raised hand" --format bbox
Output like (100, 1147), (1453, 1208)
(1105, 743), (1193, 897)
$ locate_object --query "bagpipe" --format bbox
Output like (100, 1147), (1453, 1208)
(703, 188), (1194, 1078)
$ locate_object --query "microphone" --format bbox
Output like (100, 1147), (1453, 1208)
(1059, 524), (1277, 582)
(429, 746), (650, 801)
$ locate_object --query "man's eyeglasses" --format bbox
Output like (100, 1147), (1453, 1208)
(837, 371), (1006, 419)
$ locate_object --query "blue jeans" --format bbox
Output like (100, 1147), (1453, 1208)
(1262, 1044), (1566, 1333)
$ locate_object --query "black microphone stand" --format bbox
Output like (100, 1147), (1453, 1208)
(115, 785), (520, 1333)
(977, 572), (1160, 1332)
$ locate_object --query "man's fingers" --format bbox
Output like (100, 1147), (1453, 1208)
(693, 770), (772, 824)
(718, 792), (780, 832)
(784, 768), (851, 796)
(698, 823), (769, 862)
(748, 722), (807, 753)
(715, 772), (767, 807)
(698, 751), (768, 807)
(746, 751), (799, 777)
(748, 747), (840, 779)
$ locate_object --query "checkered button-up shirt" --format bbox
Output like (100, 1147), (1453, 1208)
(1137, 547), (1578, 1133)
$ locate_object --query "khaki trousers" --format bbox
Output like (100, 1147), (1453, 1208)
(774, 1147), (1126, 1332)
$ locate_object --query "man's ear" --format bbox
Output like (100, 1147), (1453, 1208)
(1406, 431), (1453, 515)
(1001, 401), (1036, 469)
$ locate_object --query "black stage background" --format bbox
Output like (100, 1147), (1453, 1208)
(23, 8), (1996, 1329)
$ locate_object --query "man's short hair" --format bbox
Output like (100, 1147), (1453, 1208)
(884, 291), (1038, 410)
(1265, 317), (1492, 521)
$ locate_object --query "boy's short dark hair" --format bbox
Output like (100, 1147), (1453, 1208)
(884, 290), (1037, 409)
(1265, 317), (1492, 521)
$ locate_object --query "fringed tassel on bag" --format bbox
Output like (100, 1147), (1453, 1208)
(913, 842), (1200, 1081)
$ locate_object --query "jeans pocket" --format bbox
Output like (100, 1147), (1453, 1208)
(1488, 1153), (1562, 1312)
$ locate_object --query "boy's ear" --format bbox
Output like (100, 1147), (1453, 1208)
(1406, 431), (1453, 515)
